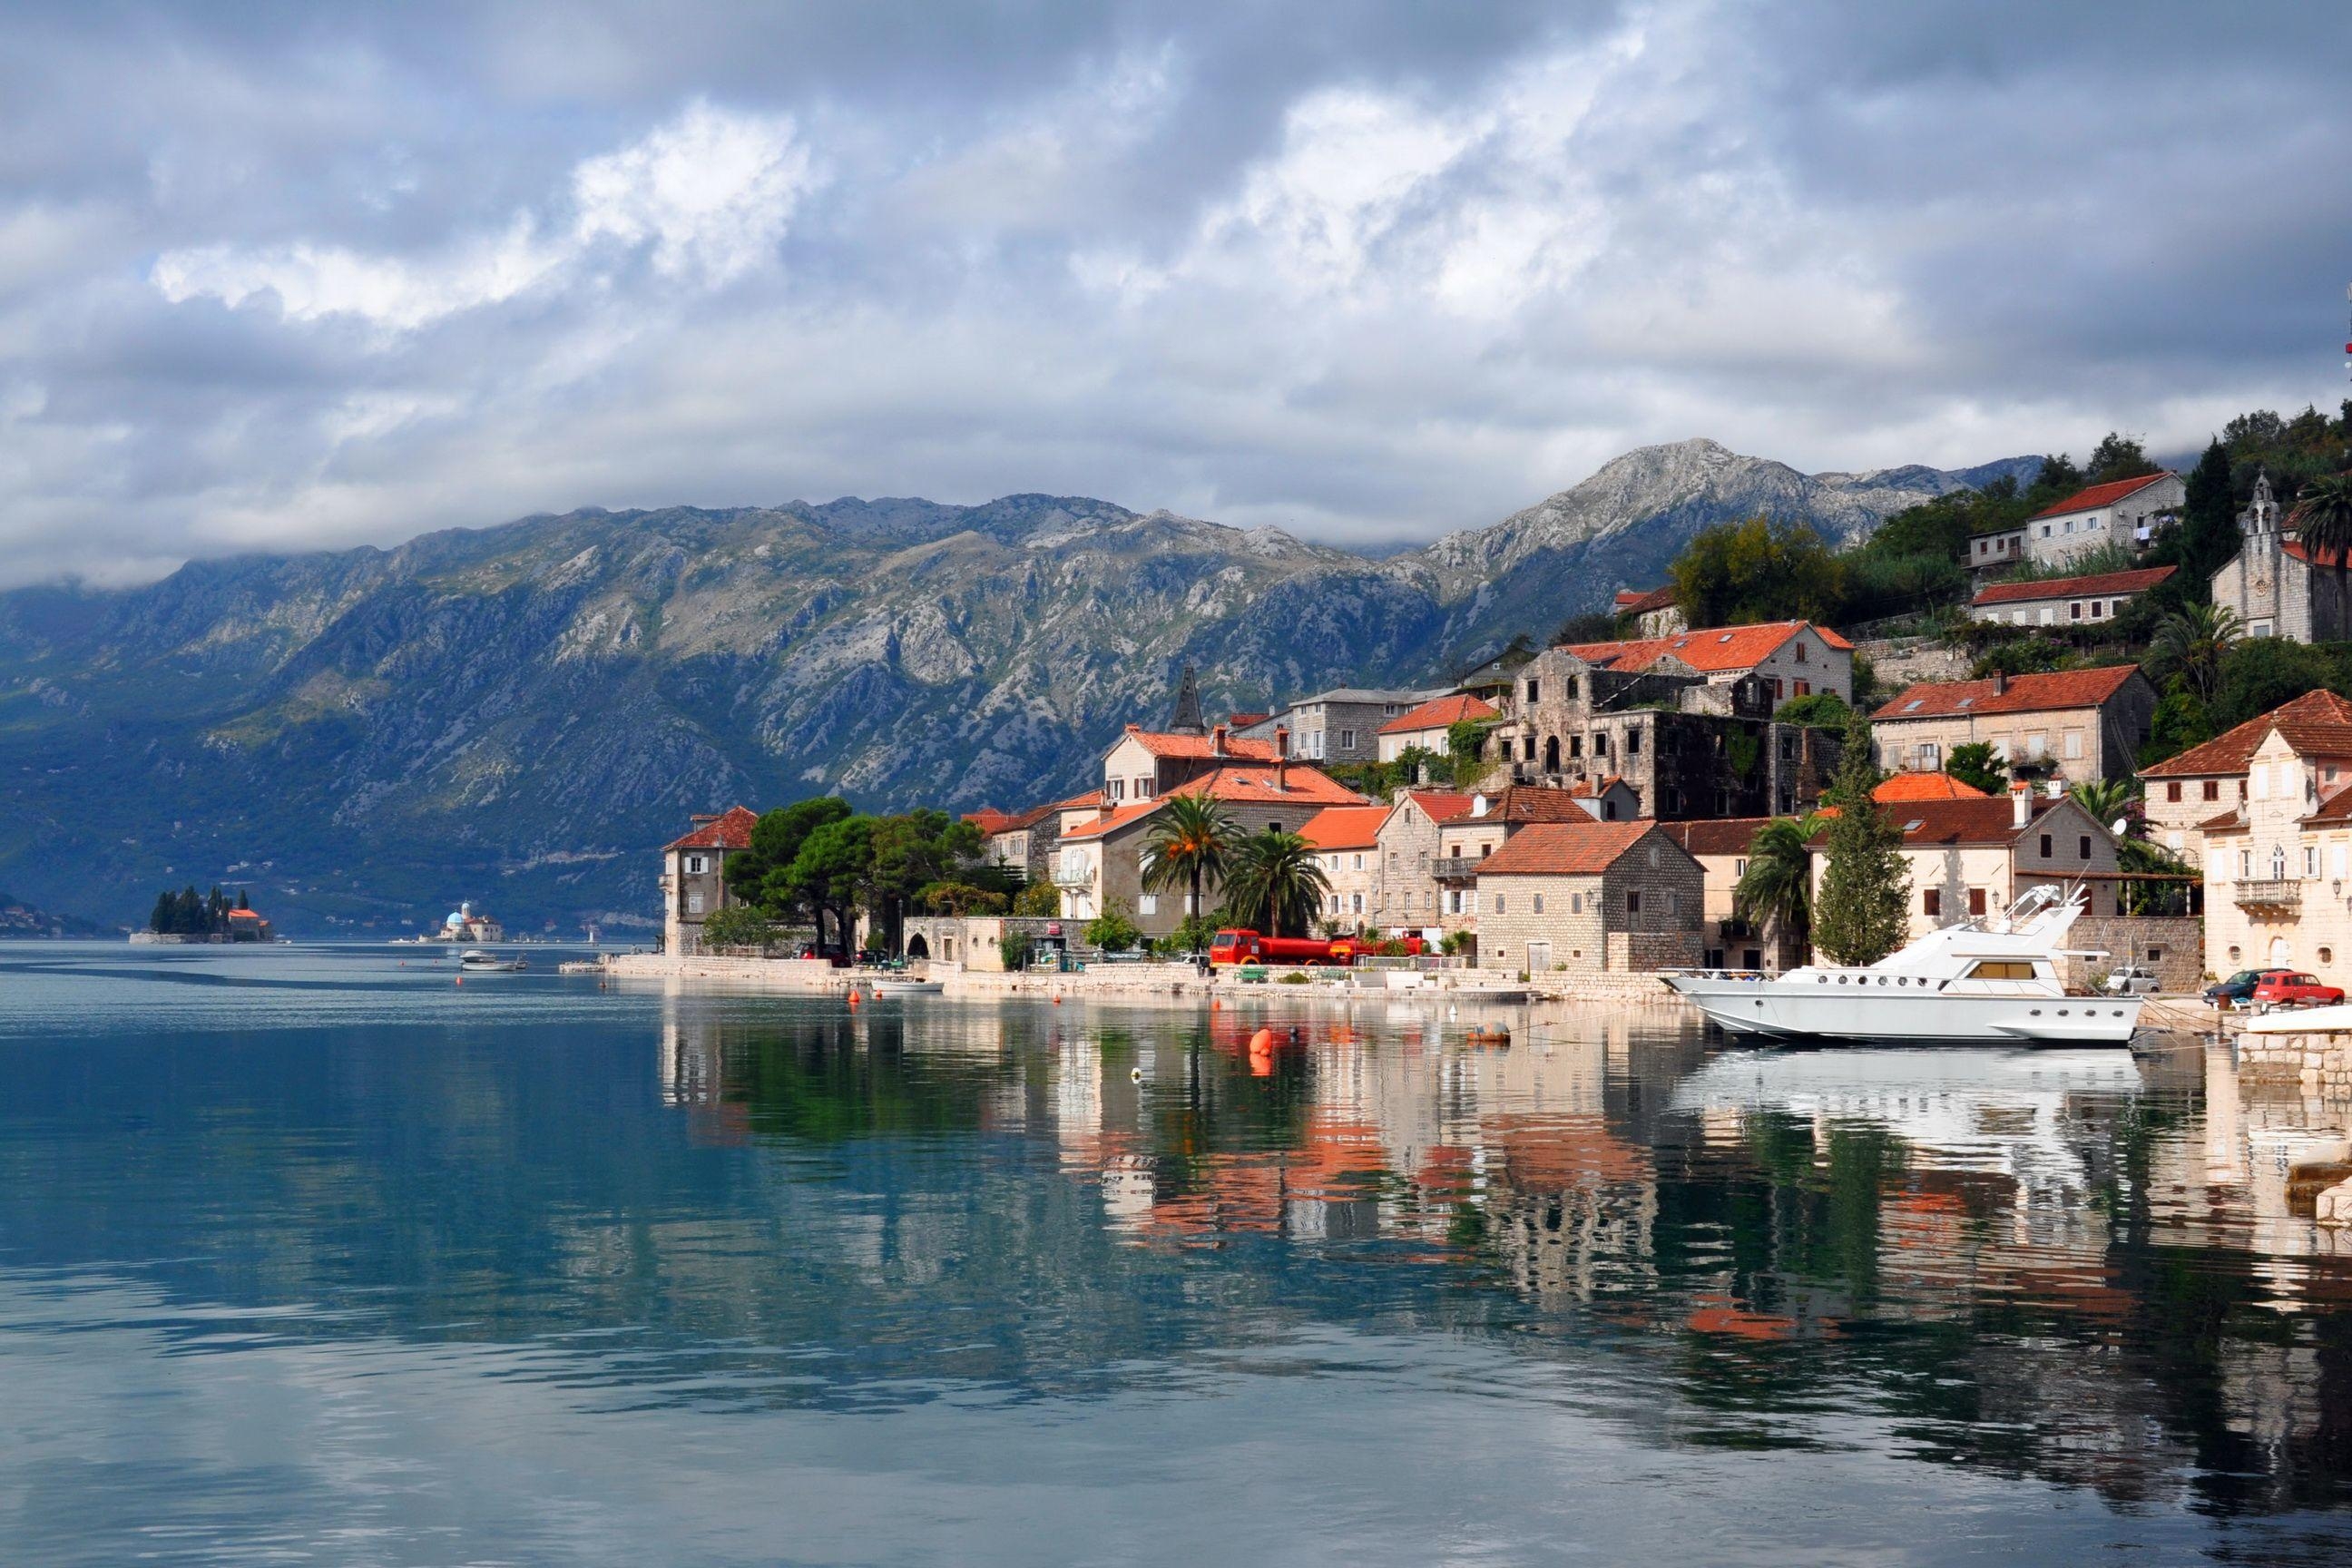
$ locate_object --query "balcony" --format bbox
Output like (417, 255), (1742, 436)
(2234, 878), (2302, 911)
(1051, 859), (1094, 888)
(1431, 856), (1483, 881)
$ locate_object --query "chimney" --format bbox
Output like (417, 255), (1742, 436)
(2011, 783), (2031, 829)
(1992, 669), (2008, 697)
(1211, 723), (1229, 758)
(1273, 724), (1289, 790)
(2046, 778), (2063, 800)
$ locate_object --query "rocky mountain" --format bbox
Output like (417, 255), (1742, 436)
(0, 441), (2033, 933)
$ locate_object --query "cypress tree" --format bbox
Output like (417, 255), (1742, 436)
(2180, 438), (2238, 581)
(150, 891), (173, 934)
(1812, 717), (1911, 966)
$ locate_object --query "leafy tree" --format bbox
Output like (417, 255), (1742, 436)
(1969, 636), (2067, 679)
(1083, 900), (1143, 952)
(1160, 913), (1220, 956)
(2071, 779), (2138, 837)
(1552, 609), (1620, 644)
(867, 808), (983, 953)
(2289, 473), (2352, 629)
(730, 796), (854, 916)
(1811, 719), (1910, 965)
(1446, 718), (1500, 787)
(1732, 817), (1817, 961)
(786, 815), (876, 954)
(1668, 516), (1847, 628)
(2149, 602), (2240, 705)
(2177, 438), (2240, 581)
(1011, 880), (1060, 916)
(914, 880), (1005, 916)
(2031, 452), (2084, 505)
(998, 931), (1036, 971)
(2085, 431), (2159, 485)
(1141, 794), (1240, 926)
(1945, 740), (2007, 796)
(699, 904), (778, 952)
(1775, 691), (1853, 729)
(2208, 638), (2352, 732)
(1220, 829), (1331, 938)
(2141, 676), (2213, 768)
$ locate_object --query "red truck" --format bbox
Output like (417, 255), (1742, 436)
(1207, 928), (1424, 966)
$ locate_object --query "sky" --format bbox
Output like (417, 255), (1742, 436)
(5, 0), (2350, 586)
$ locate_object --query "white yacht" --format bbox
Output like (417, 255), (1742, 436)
(1660, 884), (2143, 1046)
(456, 949), (525, 972)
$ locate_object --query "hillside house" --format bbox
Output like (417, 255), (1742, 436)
(1967, 523), (2027, 575)
(1559, 620), (1854, 710)
(2020, 472), (2185, 568)
(1376, 693), (1497, 764)
(1236, 687), (1445, 767)
(1612, 584), (1685, 637)
(661, 806), (760, 954)
(1485, 642), (1840, 818)
(965, 801), (1062, 884)
(2200, 741), (2352, 988)
(1868, 666), (2155, 785)
(2142, 690), (2352, 861)
(1100, 721), (1286, 804)
(1473, 821), (1704, 976)
(1373, 789), (1474, 942)
(2210, 472), (2352, 642)
(1300, 803), (1392, 930)
(1970, 565), (2176, 629)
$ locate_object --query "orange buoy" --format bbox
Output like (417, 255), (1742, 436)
(454, 976), (463, 986)
(1248, 1027), (1276, 1053)
(848, 990), (861, 1006)
(1052, 995), (1063, 1005)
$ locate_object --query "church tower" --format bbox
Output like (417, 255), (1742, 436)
(2220, 469), (2287, 638)
(1165, 664), (1207, 736)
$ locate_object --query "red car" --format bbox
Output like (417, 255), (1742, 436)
(2249, 972), (2345, 1012)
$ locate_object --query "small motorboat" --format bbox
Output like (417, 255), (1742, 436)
(1661, 883), (2141, 1046)
(869, 978), (944, 996)
(456, 949), (525, 972)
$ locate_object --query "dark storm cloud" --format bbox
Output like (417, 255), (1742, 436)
(0, 0), (2344, 583)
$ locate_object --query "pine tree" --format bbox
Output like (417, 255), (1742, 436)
(1812, 718), (1910, 966)
(149, 891), (173, 934)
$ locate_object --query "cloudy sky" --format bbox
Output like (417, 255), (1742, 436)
(5, 1), (2348, 585)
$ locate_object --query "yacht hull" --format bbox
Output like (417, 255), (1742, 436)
(1662, 975), (2143, 1046)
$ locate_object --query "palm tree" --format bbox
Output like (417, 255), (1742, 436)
(1141, 794), (1239, 932)
(1221, 829), (1331, 937)
(1733, 817), (1817, 966)
(2069, 778), (2138, 837)
(2150, 601), (2241, 705)
(2290, 473), (2352, 632)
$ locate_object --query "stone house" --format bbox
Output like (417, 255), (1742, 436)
(1236, 687), (1444, 768)
(1483, 642), (1841, 818)
(965, 801), (1062, 885)
(1099, 720), (1284, 805)
(1373, 788), (1473, 941)
(1966, 523), (2027, 576)
(1051, 762), (1365, 936)
(1300, 803), (1392, 931)
(660, 806), (760, 954)
(2193, 708), (2352, 988)
(2210, 471), (2352, 642)
(1375, 693), (1497, 764)
(1612, 583), (1685, 637)
(1808, 790), (2121, 949)
(1559, 619), (1854, 710)
(1661, 817), (1798, 973)
(2142, 690), (2352, 862)
(1868, 665), (2155, 785)
(1970, 565), (2175, 629)
(1473, 821), (1705, 975)
(2020, 471), (2185, 568)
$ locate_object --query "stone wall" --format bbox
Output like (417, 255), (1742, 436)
(1608, 929), (1703, 972)
(1854, 636), (1967, 691)
(2066, 915), (2204, 991)
(2238, 1027), (2352, 1097)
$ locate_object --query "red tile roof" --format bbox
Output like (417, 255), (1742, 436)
(1475, 820), (1661, 877)
(1060, 799), (1165, 843)
(1873, 772), (1989, 802)
(664, 805), (760, 852)
(1298, 804), (1394, 850)
(965, 802), (1057, 836)
(1062, 764), (1367, 841)
(1118, 724), (1279, 762)
(1871, 664), (2143, 721)
(1561, 620), (1847, 676)
(1806, 797), (2074, 849)
(2026, 471), (2177, 522)
(1561, 775), (1632, 799)
(2306, 786), (2352, 827)
(2141, 690), (2352, 778)
(1971, 564), (2176, 608)
(1663, 818), (1777, 858)
(1430, 785), (1606, 825)
(1377, 693), (1498, 734)
(1226, 711), (1270, 729)
(1398, 789), (1477, 823)
(1613, 583), (1677, 615)
(2283, 540), (2352, 567)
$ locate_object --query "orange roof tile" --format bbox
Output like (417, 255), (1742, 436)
(1662, 818), (1777, 858)
(1613, 583), (1677, 615)
(2141, 690), (2352, 778)
(1561, 620), (1841, 677)
(1298, 804), (1394, 850)
(1060, 799), (1166, 842)
(1399, 789), (1476, 823)
(2306, 785), (2352, 827)
(1475, 820), (1662, 877)
(1118, 724), (1279, 762)
(2026, 471), (2177, 522)
(1872, 772), (1989, 802)
(1805, 797), (2072, 849)
(1430, 785), (1606, 825)
(1377, 693), (1498, 734)
(1871, 665), (2143, 721)
(664, 805), (760, 852)
(1971, 564), (2175, 607)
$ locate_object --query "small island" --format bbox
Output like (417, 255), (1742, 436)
(129, 885), (273, 944)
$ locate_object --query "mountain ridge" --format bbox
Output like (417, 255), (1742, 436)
(0, 440), (2035, 932)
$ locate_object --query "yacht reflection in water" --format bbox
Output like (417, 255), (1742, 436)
(654, 991), (2352, 1516)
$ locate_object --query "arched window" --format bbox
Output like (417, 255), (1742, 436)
(2271, 844), (2288, 881)
(1544, 736), (1561, 773)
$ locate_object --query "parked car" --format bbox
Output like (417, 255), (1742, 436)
(2102, 964), (2161, 996)
(795, 943), (850, 967)
(2249, 972), (2345, 1013)
(2203, 969), (2279, 1009)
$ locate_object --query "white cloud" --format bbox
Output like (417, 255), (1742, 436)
(150, 101), (813, 331)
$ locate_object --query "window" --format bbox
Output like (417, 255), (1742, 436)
(1534, 894), (1545, 914)
(2090, 601), (2103, 620)
(2273, 845), (2288, 880)
(1349, 893), (1362, 915)
(1108, 779), (1126, 800)
(2306, 847), (2319, 878)
(1967, 960), (2039, 980)
(1626, 890), (1642, 914)
(1493, 894), (1505, 914)
(1647, 845), (1659, 867)
(1135, 777), (1153, 798)
(2079, 836), (2092, 858)
(1572, 893), (1583, 914)
(2202, 779), (2220, 802)
(1350, 854), (1362, 870)
(1924, 888), (1941, 916)
(2071, 602), (2082, 621)
(2336, 845), (2347, 879)
(1593, 733), (1610, 757)
(2063, 732), (2082, 760)
(1627, 730), (1641, 756)
(685, 891), (704, 914)
(2166, 782), (2181, 803)
(1138, 894), (1159, 915)
(685, 855), (707, 874)
(2252, 766), (2268, 800)
(1968, 888), (1986, 916)
(2039, 833), (2053, 858)
(1795, 641), (1808, 664)
(1668, 892), (1681, 916)
(1734, 858), (1748, 877)
(1795, 680), (1811, 697)
(1338, 729), (1356, 750)
(1525, 679), (1540, 703)
(2240, 849), (2252, 878)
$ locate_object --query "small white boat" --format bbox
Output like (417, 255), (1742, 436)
(869, 978), (944, 996)
(1661, 884), (2142, 1046)
(456, 949), (525, 972)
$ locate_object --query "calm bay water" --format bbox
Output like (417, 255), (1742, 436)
(2, 944), (2349, 1564)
